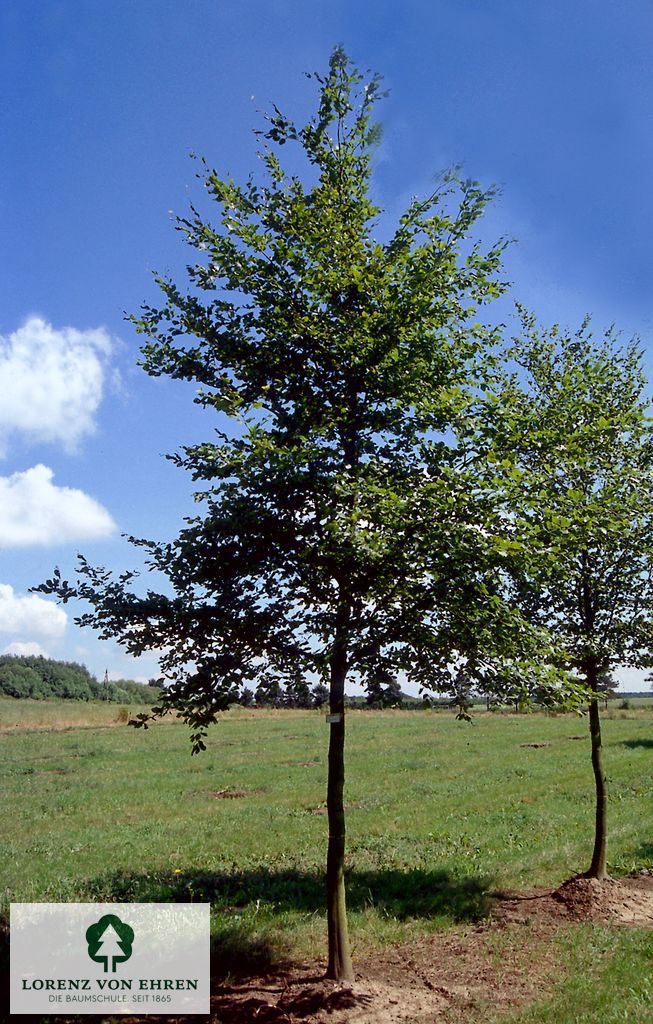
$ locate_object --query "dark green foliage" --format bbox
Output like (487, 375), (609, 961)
(284, 678), (313, 708)
(366, 669), (403, 708)
(34, 50), (577, 751)
(346, 690), (438, 709)
(255, 678), (283, 708)
(0, 655), (97, 700)
(485, 312), (653, 877)
(0, 662), (47, 699)
(0, 655), (157, 703)
(102, 678), (162, 703)
(311, 683), (330, 708)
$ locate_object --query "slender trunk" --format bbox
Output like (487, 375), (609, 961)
(578, 549), (608, 881)
(585, 664), (609, 880)
(325, 632), (354, 982)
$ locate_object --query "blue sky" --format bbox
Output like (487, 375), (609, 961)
(1, 0), (652, 688)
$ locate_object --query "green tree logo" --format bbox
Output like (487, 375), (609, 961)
(86, 914), (134, 972)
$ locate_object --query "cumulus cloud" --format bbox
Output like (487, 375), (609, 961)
(0, 317), (113, 455)
(2, 640), (49, 657)
(0, 464), (116, 548)
(0, 584), (67, 638)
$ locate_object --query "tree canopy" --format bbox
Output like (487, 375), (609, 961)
(40, 51), (570, 742)
(485, 310), (653, 876)
(489, 311), (653, 680)
(37, 48), (586, 977)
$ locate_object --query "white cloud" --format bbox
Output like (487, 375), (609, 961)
(107, 670), (150, 684)
(0, 317), (113, 455)
(2, 640), (49, 657)
(0, 583), (67, 638)
(0, 464), (116, 547)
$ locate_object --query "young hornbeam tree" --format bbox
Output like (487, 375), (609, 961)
(485, 310), (653, 879)
(36, 52), (579, 980)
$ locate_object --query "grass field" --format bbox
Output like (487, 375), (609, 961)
(1, 698), (652, 1022)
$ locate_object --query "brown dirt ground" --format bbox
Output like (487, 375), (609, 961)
(207, 788), (261, 799)
(206, 875), (653, 1024)
(16, 877), (651, 1024)
(552, 872), (653, 927)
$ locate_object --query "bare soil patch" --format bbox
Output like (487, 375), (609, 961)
(552, 873), (653, 926)
(519, 742), (551, 748)
(208, 877), (653, 1024)
(209, 919), (559, 1024)
(494, 874), (653, 929)
(19, 880), (652, 1024)
(208, 788), (261, 799)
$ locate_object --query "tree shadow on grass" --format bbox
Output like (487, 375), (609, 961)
(80, 864), (493, 979)
(86, 864), (491, 919)
(0, 868), (493, 1020)
(619, 738), (653, 749)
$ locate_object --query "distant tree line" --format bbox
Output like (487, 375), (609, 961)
(0, 655), (477, 709)
(243, 678), (449, 710)
(245, 679), (327, 708)
(0, 655), (159, 703)
(1, 653), (626, 712)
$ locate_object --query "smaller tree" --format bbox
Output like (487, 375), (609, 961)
(284, 678), (313, 708)
(365, 671), (385, 709)
(254, 679), (283, 708)
(449, 670), (474, 721)
(384, 677), (403, 707)
(311, 683), (330, 708)
(488, 311), (653, 879)
(596, 671), (618, 707)
(365, 668), (402, 708)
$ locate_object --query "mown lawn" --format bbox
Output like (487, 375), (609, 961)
(1, 701), (652, 1020)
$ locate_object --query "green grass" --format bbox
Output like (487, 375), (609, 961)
(485, 925), (653, 1024)
(1, 701), (652, 1018)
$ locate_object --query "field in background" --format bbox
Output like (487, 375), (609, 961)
(1, 693), (651, 731)
(1, 702), (652, 1021)
(0, 696), (160, 732)
(615, 694), (653, 708)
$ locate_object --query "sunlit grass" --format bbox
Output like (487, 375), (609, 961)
(1, 704), (652, 966)
(2, 704), (652, 1019)
(485, 925), (653, 1024)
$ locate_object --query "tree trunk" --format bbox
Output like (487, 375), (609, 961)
(585, 666), (609, 880)
(325, 635), (354, 982)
